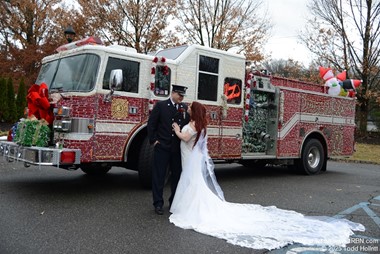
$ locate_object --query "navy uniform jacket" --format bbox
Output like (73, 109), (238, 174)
(147, 99), (189, 152)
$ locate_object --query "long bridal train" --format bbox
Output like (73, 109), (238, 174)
(169, 126), (364, 250)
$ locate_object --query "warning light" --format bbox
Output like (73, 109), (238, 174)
(56, 36), (103, 52)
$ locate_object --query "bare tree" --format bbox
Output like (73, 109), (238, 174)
(77, 0), (176, 54)
(261, 58), (321, 83)
(174, 0), (271, 62)
(300, 0), (380, 134)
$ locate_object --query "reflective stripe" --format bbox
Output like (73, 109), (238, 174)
(96, 122), (135, 133)
(279, 113), (355, 139)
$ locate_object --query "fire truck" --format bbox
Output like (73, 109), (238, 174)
(0, 37), (356, 188)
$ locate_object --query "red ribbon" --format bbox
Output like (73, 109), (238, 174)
(27, 83), (54, 124)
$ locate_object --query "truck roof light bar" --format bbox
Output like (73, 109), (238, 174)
(56, 36), (103, 52)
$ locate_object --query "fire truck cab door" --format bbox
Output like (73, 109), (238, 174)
(93, 56), (143, 161)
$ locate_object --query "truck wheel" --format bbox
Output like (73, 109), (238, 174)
(80, 163), (111, 176)
(297, 138), (325, 175)
(138, 137), (153, 189)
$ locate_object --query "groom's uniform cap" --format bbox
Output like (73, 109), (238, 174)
(172, 84), (188, 96)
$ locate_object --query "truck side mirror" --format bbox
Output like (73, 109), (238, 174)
(109, 69), (123, 91)
(104, 69), (123, 102)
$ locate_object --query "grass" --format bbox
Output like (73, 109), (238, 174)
(345, 143), (380, 164)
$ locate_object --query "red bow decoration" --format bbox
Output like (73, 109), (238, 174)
(27, 83), (54, 124)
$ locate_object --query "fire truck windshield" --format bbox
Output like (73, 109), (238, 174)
(35, 53), (100, 92)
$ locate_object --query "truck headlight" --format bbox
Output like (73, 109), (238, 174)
(53, 119), (72, 132)
(54, 106), (70, 117)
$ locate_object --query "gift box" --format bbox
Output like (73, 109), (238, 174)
(14, 119), (50, 147)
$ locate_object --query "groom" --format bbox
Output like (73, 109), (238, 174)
(147, 84), (189, 215)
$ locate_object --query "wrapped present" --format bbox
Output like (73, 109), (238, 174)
(13, 120), (27, 145)
(33, 120), (50, 147)
(13, 119), (50, 147)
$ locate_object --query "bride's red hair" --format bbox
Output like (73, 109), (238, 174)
(190, 101), (208, 148)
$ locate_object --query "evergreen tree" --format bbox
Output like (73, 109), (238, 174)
(16, 78), (27, 120)
(6, 78), (17, 123)
(0, 77), (8, 122)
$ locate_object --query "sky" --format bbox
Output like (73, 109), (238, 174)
(263, 0), (314, 66)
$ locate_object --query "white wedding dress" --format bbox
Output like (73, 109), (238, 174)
(169, 124), (365, 250)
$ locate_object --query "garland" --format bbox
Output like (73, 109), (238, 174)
(149, 56), (168, 112)
(244, 73), (253, 122)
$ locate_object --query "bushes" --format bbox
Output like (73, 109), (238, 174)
(0, 76), (27, 124)
(0, 77), (7, 122)
(16, 78), (27, 120)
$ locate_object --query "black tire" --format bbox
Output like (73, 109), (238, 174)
(296, 138), (325, 175)
(80, 163), (111, 176)
(138, 137), (154, 189)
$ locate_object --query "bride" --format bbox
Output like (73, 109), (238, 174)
(170, 101), (364, 250)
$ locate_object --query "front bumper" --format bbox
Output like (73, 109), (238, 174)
(0, 141), (81, 166)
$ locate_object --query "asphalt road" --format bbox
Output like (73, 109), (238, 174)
(0, 160), (379, 254)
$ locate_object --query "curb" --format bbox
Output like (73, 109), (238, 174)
(330, 158), (380, 165)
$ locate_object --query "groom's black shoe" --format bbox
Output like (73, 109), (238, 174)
(155, 206), (163, 215)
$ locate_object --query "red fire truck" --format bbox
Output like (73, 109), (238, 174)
(0, 37), (356, 188)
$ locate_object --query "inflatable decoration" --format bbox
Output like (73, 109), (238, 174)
(27, 83), (54, 124)
(341, 79), (362, 97)
(319, 67), (343, 96)
(319, 67), (361, 97)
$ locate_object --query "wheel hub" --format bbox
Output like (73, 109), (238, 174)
(308, 148), (320, 168)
